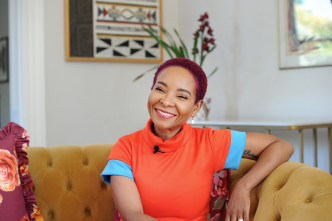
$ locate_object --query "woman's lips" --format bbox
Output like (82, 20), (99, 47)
(155, 109), (176, 119)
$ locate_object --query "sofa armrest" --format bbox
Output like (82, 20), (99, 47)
(231, 159), (332, 221)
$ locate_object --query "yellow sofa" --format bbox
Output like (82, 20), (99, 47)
(27, 144), (332, 221)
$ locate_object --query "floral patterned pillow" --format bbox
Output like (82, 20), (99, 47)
(113, 169), (230, 221)
(208, 169), (231, 221)
(0, 122), (43, 221)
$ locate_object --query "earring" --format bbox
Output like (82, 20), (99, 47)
(191, 117), (195, 124)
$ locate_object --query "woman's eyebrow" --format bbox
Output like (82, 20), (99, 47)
(156, 81), (191, 96)
(178, 88), (191, 96)
(156, 81), (167, 87)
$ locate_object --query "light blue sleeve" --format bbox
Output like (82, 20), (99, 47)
(101, 159), (135, 185)
(224, 130), (246, 170)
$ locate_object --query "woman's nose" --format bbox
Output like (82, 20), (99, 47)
(160, 94), (174, 107)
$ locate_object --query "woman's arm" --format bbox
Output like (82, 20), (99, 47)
(111, 176), (158, 221)
(226, 133), (294, 221)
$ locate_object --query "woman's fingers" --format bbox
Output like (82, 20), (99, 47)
(226, 212), (245, 221)
(244, 210), (250, 221)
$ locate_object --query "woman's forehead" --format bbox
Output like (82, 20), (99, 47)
(158, 66), (195, 82)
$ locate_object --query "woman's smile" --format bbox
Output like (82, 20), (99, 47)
(155, 108), (176, 119)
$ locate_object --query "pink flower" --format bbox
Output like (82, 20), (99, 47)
(198, 12), (209, 22)
(202, 42), (210, 52)
(198, 15), (205, 22)
(209, 38), (216, 45)
(0, 149), (20, 191)
(209, 213), (220, 221)
(213, 175), (220, 185)
(208, 28), (214, 36)
(200, 25), (206, 32)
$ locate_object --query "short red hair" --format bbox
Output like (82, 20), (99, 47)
(151, 58), (207, 103)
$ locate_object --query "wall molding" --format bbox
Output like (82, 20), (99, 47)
(9, 0), (46, 147)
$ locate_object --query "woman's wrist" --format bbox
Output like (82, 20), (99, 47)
(235, 176), (254, 192)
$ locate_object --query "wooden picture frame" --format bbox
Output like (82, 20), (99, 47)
(65, 0), (163, 63)
(0, 37), (9, 83)
(278, 0), (332, 69)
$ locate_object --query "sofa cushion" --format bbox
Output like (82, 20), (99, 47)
(0, 122), (43, 221)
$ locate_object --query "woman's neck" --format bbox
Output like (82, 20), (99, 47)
(152, 124), (181, 141)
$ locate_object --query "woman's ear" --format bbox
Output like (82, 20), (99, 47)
(192, 100), (204, 118)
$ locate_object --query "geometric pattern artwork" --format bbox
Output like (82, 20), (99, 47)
(94, 36), (160, 59)
(93, 0), (162, 61)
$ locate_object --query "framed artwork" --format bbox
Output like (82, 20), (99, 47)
(65, 0), (163, 63)
(278, 0), (332, 69)
(0, 37), (9, 83)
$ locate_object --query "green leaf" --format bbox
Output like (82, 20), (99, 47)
(209, 45), (216, 53)
(173, 29), (189, 59)
(133, 65), (160, 82)
(143, 27), (174, 58)
(207, 67), (218, 79)
(158, 26), (180, 57)
(145, 24), (158, 34)
(193, 30), (200, 62)
(200, 45), (216, 67)
(213, 196), (226, 210)
(178, 46), (185, 58)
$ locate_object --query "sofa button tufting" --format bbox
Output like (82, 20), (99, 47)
(67, 183), (72, 191)
(101, 183), (107, 190)
(47, 211), (54, 219)
(305, 199), (311, 203)
(83, 160), (88, 166)
(85, 208), (91, 217)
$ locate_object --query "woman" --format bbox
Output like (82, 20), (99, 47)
(101, 58), (294, 221)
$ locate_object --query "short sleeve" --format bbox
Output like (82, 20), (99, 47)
(107, 135), (133, 167)
(101, 160), (134, 185)
(209, 129), (246, 172)
(101, 135), (134, 184)
(224, 130), (246, 170)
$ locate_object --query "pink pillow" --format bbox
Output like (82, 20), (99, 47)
(0, 122), (43, 221)
(208, 169), (231, 221)
(114, 169), (230, 221)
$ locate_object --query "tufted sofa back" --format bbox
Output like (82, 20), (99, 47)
(27, 144), (114, 221)
(27, 145), (332, 221)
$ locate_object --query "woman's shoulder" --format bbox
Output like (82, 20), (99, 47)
(189, 125), (213, 134)
(116, 128), (144, 145)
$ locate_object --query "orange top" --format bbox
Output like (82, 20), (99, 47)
(105, 119), (245, 220)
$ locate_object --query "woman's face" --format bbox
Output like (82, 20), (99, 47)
(147, 66), (203, 132)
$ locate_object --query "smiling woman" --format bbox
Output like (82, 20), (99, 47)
(101, 58), (294, 221)
(148, 66), (203, 141)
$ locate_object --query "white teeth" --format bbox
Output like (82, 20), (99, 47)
(157, 109), (174, 117)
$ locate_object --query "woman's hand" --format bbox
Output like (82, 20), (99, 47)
(225, 133), (294, 221)
(225, 181), (251, 221)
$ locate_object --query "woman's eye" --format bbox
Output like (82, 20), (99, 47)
(156, 87), (164, 92)
(178, 95), (188, 99)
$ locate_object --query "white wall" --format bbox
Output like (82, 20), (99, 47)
(0, 0), (10, 128)
(44, 0), (179, 146)
(44, 0), (332, 172)
(177, 0), (332, 172)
